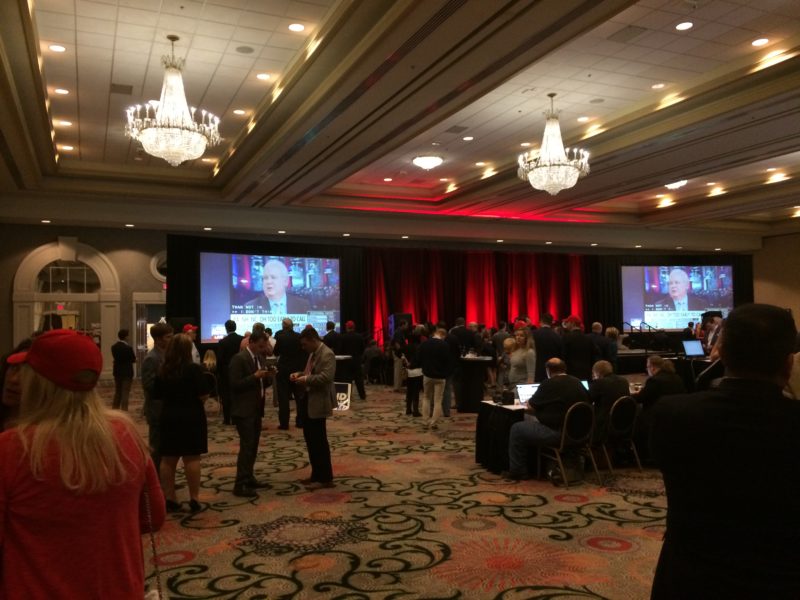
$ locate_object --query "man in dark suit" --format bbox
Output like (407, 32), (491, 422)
(532, 313), (564, 382)
(245, 259), (311, 315)
(504, 358), (588, 480)
(562, 316), (598, 381)
(650, 304), (800, 599)
(111, 328), (136, 411)
(588, 360), (630, 441)
(338, 320), (366, 400)
(291, 327), (336, 489)
(216, 319), (243, 425)
(589, 322), (613, 362)
(229, 330), (273, 497)
(322, 321), (341, 353)
(273, 318), (308, 430)
(655, 268), (704, 311)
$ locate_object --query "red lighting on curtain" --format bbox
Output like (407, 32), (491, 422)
(426, 250), (443, 324)
(568, 254), (585, 322)
(367, 253), (389, 346)
(465, 252), (497, 327)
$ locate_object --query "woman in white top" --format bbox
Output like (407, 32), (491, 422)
(508, 327), (536, 384)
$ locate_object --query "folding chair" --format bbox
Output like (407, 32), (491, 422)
(537, 401), (602, 488)
(601, 395), (643, 474)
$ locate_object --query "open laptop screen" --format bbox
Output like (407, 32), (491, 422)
(581, 380), (590, 390)
(682, 339), (705, 357)
(516, 383), (539, 405)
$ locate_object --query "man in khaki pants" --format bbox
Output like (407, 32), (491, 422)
(417, 328), (454, 429)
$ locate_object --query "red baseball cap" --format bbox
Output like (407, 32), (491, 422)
(8, 329), (102, 391)
(345, 320), (355, 329)
(182, 324), (198, 333)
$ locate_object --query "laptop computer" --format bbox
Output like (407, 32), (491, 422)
(580, 380), (590, 390)
(682, 339), (705, 357)
(516, 383), (539, 406)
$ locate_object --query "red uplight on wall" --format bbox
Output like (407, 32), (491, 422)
(56, 304), (64, 311)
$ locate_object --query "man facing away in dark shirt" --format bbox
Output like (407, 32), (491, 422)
(650, 303), (800, 599)
(588, 360), (630, 442)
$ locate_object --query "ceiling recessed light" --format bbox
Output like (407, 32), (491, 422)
(708, 186), (726, 196)
(635, 245), (642, 248)
(401, 235), (409, 239)
(233, 109), (246, 115)
(496, 239), (504, 243)
(767, 172), (789, 184)
(41, 219), (51, 224)
(342, 233), (350, 237)
(60, 145), (74, 151)
(412, 156), (443, 170)
(288, 23), (305, 32)
(203, 227), (213, 231)
(201, 157), (215, 163)
(383, 177), (393, 182)
(658, 198), (675, 208)
(125, 223), (135, 228)
(256, 73), (271, 81)
(675, 22), (693, 31)
(431, 141), (441, 146)
(49, 44), (66, 52)
(57, 120), (72, 127)
(676, 246), (683, 250)
(651, 83), (665, 90)
(752, 38), (769, 47)
(706, 182), (716, 186)
(462, 136), (474, 141)
(475, 161), (486, 167)
(545, 241), (552, 245)
(439, 177), (449, 182)
(590, 243), (598, 247)
(54, 88), (69, 95)
(665, 180), (688, 190)
(577, 116), (590, 123)
(278, 230), (286, 234)
(766, 167), (777, 172)
(714, 247), (722, 251)
(520, 142), (531, 147)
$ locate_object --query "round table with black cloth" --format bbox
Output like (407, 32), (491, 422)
(155, 362), (211, 456)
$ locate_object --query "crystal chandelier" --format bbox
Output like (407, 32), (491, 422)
(517, 93), (589, 195)
(125, 35), (220, 167)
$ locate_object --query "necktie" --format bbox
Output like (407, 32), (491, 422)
(304, 352), (315, 375)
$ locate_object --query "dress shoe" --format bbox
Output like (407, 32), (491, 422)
(298, 477), (316, 485)
(248, 480), (271, 489)
(232, 486), (258, 498)
(500, 470), (529, 481)
(304, 481), (335, 490)
(278, 425), (289, 430)
(188, 499), (202, 513)
(165, 499), (183, 512)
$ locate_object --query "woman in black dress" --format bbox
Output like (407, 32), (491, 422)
(155, 333), (210, 512)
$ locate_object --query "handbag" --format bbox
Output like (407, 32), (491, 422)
(142, 486), (164, 600)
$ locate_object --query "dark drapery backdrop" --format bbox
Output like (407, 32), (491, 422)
(167, 235), (753, 347)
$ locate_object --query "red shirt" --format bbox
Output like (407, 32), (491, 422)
(0, 419), (165, 599)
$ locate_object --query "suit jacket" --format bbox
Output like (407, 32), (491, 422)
(217, 332), (243, 380)
(650, 379), (800, 598)
(338, 331), (365, 359)
(530, 373), (588, 430)
(111, 341), (136, 378)
(655, 294), (704, 311)
(244, 293), (311, 314)
(636, 370), (686, 410)
(304, 343), (336, 419)
(563, 330), (597, 381)
(588, 373), (630, 439)
(322, 330), (341, 354)
(532, 326), (564, 382)
(229, 348), (266, 419)
(274, 329), (308, 374)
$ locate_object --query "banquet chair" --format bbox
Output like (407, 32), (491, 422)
(601, 395), (643, 474)
(202, 371), (220, 416)
(537, 401), (602, 488)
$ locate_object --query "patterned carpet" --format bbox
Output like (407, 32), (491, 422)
(107, 381), (666, 600)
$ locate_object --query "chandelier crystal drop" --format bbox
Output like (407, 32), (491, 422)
(125, 35), (220, 167)
(517, 93), (589, 195)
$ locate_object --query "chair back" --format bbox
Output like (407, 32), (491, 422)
(558, 401), (594, 451)
(608, 395), (637, 438)
(203, 371), (218, 398)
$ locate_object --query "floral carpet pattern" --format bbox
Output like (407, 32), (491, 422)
(109, 382), (666, 599)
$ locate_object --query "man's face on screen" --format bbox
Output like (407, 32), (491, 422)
(262, 262), (289, 301)
(668, 270), (690, 300)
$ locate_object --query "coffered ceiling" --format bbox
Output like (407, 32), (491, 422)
(1, 0), (799, 251)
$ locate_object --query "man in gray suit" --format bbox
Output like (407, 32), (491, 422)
(290, 327), (336, 489)
(229, 330), (274, 497)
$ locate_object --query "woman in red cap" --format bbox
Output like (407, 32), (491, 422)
(0, 329), (165, 599)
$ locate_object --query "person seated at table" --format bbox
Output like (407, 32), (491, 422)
(503, 358), (588, 480)
(633, 355), (686, 459)
(508, 325), (536, 385)
(588, 360), (630, 442)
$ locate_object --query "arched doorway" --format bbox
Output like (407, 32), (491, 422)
(13, 237), (121, 376)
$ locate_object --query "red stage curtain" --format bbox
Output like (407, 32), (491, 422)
(366, 252), (389, 346)
(569, 254), (585, 323)
(465, 252), (497, 327)
(426, 250), (443, 324)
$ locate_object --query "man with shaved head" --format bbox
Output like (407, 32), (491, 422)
(657, 268), (703, 311)
(246, 258), (311, 315)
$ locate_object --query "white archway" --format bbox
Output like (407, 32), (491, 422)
(13, 237), (121, 377)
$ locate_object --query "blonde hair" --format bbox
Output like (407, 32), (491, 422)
(15, 366), (148, 494)
(202, 349), (217, 372)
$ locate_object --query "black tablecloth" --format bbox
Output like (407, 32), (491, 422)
(458, 357), (492, 413)
(475, 401), (526, 474)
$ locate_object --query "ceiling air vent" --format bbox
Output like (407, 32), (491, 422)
(110, 83), (133, 95)
(607, 25), (648, 44)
